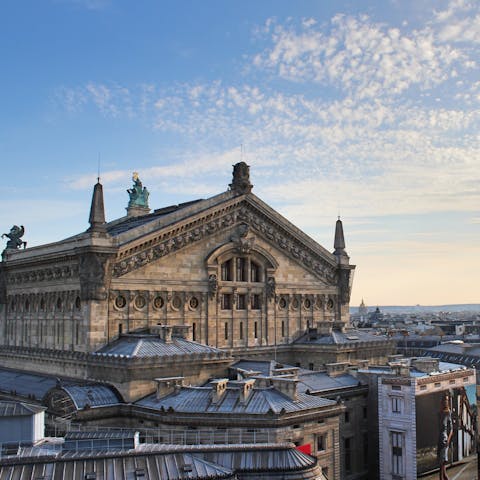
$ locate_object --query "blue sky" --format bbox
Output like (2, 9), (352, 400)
(1, 0), (479, 306)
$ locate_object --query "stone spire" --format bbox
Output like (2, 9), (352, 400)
(87, 179), (106, 233)
(333, 217), (349, 263)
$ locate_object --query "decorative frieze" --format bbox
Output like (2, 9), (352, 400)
(112, 200), (337, 286)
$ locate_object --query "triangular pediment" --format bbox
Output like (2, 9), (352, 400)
(112, 192), (338, 285)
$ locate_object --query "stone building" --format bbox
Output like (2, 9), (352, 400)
(0, 163), (395, 378)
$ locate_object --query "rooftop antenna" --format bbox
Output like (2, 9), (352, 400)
(240, 143), (244, 162)
(97, 153), (101, 183)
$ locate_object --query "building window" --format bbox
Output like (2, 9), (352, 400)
(254, 321), (258, 339)
(344, 437), (352, 473)
(309, 363), (314, 371)
(224, 322), (228, 340)
(251, 294), (261, 310)
(250, 261), (260, 282)
(75, 296), (81, 310)
(221, 259), (233, 281)
(392, 385), (401, 391)
(236, 258), (247, 281)
(344, 411), (350, 423)
(237, 294), (247, 310)
(317, 434), (325, 452)
(221, 294), (233, 310)
(281, 320), (285, 337)
(56, 297), (63, 310)
(118, 324), (123, 335)
(192, 322), (197, 341)
(391, 397), (403, 414)
(391, 431), (404, 476)
(239, 322), (243, 340)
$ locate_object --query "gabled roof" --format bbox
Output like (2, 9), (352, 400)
(0, 401), (45, 417)
(136, 384), (336, 415)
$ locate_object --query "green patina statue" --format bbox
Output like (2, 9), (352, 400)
(127, 172), (149, 208)
(2, 225), (27, 250)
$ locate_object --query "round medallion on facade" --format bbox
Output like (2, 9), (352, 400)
(315, 296), (323, 310)
(115, 295), (127, 309)
(303, 297), (311, 309)
(171, 295), (183, 311)
(278, 296), (287, 309)
(134, 295), (146, 310)
(327, 298), (334, 310)
(189, 296), (199, 310)
(291, 297), (299, 310)
(153, 295), (164, 310)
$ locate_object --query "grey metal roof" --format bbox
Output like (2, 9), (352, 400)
(294, 328), (390, 345)
(95, 334), (225, 358)
(0, 401), (45, 417)
(297, 372), (361, 394)
(136, 384), (337, 415)
(62, 385), (121, 409)
(231, 360), (275, 376)
(106, 199), (204, 236)
(0, 450), (234, 480)
(0, 367), (60, 400)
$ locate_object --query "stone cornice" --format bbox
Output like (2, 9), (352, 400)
(6, 262), (79, 286)
(113, 197), (338, 285)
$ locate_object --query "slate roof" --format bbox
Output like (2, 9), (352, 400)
(0, 367), (121, 407)
(136, 384), (337, 415)
(0, 401), (45, 417)
(62, 385), (121, 409)
(294, 329), (390, 345)
(0, 443), (324, 480)
(0, 450), (234, 480)
(95, 334), (225, 358)
(297, 372), (361, 394)
(106, 199), (204, 236)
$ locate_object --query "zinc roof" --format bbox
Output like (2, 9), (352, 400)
(62, 385), (121, 409)
(295, 329), (390, 345)
(95, 335), (224, 358)
(136, 384), (336, 415)
(297, 372), (361, 394)
(0, 401), (45, 417)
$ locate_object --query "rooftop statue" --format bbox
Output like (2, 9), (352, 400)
(127, 172), (149, 208)
(2, 225), (27, 250)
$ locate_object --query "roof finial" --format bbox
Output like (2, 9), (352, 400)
(333, 216), (349, 263)
(87, 178), (107, 233)
(229, 162), (253, 195)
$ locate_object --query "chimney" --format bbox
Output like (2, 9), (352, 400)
(271, 367), (299, 380)
(239, 379), (255, 405)
(152, 325), (173, 343)
(411, 358), (439, 374)
(389, 362), (410, 377)
(271, 377), (298, 402)
(326, 362), (350, 378)
(210, 379), (229, 405)
(155, 377), (184, 399)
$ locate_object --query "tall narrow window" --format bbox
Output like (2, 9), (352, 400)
(281, 321), (285, 337)
(254, 321), (258, 339)
(237, 294), (246, 310)
(251, 294), (260, 310)
(239, 322), (244, 340)
(192, 322), (197, 341)
(391, 397), (402, 414)
(221, 294), (233, 310)
(391, 431), (404, 476)
(224, 322), (229, 340)
(236, 258), (247, 281)
(344, 438), (352, 474)
(221, 260), (233, 281)
(250, 262), (260, 282)
(118, 324), (123, 335)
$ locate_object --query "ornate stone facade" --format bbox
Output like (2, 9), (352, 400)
(0, 165), (354, 357)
